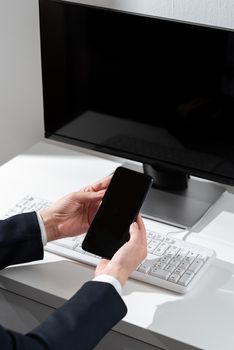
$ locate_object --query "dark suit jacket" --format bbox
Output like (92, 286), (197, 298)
(0, 212), (127, 349)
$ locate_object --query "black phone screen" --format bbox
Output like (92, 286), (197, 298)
(82, 166), (153, 259)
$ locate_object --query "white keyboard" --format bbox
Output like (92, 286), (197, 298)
(1, 195), (52, 218)
(1, 195), (216, 293)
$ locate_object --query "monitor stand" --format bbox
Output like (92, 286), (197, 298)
(140, 164), (225, 229)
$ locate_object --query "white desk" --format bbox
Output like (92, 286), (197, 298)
(0, 140), (234, 350)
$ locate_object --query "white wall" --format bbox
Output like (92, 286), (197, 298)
(0, 0), (43, 165)
(0, 0), (233, 165)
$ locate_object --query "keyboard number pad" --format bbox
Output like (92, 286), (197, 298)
(138, 231), (211, 288)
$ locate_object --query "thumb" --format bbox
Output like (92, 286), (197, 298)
(129, 217), (146, 245)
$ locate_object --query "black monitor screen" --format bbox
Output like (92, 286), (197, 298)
(39, 0), (234, 187)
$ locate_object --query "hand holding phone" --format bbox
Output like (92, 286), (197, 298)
(82, 166), (153, 259)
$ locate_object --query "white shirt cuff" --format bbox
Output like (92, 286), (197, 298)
(93, 274), (122, 296)
(36, 211), (47, 246)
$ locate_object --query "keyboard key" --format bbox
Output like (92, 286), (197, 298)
(150, 268), (171, 280)
(147, 241), (160, 253)
(168, 273), (180, 283)
(164, 264), (176, 273)
(154, 242), (170, 256)
(178, 271), (195, 286)
(188, 258), (205, 273)
(138, 254), (160, 273)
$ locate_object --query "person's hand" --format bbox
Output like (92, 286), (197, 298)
(39, 176), (111, 242)
(95, 215), (147, 287)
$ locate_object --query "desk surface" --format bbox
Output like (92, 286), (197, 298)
(0, 140), (234, 350)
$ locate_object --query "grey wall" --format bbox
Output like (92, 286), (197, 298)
(0, 0), (233, 165)
(0, 0), (43, 165)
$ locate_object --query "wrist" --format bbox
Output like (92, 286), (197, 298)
(93, 274), (122, 295)
(39, 208), (59, 242)
(97, 263), (129, 288)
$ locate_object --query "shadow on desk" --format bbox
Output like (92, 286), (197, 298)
(151, 259), (234, 349)
(120, 258), (234, 350)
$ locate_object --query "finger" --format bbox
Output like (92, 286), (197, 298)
(85, 175), (112, 192)
(73, 190), (105, 202)
(92, 175), (112, 191)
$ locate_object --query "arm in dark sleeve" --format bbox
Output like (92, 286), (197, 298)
(0, 281), (127, 350)
(0, 212), (44, 270)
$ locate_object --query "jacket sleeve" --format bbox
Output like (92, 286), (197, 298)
(0, 212), (44, 270)
(0, 281), (127, 350)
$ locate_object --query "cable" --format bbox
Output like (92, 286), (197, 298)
(166, 228), (191, 241)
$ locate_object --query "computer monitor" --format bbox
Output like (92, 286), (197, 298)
(39, 0), (234, 228)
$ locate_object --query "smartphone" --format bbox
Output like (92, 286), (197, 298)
(82, 166), (153, 259)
